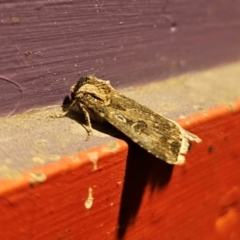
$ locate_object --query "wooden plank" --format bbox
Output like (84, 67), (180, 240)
(1, 62), (240, 178)
(0, 141), (128, 240)
(0, 62), (240, 239)
(1, 0), (240, 115)
(0, 101), (240, 239)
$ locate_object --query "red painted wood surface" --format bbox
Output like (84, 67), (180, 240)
(0, 141), (128, 240)
(0, 101), (240, 239)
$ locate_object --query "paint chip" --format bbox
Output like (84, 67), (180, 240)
(29, 172), (47, 186)
(85, 187), (94, 209)
(87, 152), (99, 171)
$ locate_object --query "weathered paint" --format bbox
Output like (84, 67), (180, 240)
(1, 0), (240, 115)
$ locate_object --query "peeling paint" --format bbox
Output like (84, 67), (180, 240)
(87, 152), (99, 171)
(29, 172), (47, 186)
(85, 187), (94, 209)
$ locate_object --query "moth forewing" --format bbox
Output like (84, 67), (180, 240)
(69, 75), (201, 165)
(103, 106), (200, 165)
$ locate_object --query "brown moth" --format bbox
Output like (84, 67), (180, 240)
(64, 75), (201, 165)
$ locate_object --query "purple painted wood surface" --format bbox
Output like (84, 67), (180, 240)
(1, 0), (240, 116)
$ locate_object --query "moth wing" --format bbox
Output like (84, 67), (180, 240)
(103, 101), (200, 165)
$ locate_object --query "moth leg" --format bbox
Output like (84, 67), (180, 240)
(79, 103), (92, 140)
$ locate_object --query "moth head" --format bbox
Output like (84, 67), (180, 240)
(70, 75), (113, 103)
(70, 76), (90, 100)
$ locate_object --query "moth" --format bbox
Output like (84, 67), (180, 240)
(64, 75), (201, 165)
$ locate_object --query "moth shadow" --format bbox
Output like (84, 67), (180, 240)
(116, 139), (174, 239)
(61, 99), (173, 239)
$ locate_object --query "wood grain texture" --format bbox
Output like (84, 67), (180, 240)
(1, 0), (240, 115)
